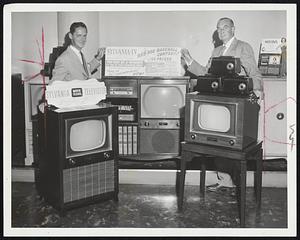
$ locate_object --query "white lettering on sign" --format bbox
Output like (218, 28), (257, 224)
(265, 40), (279, 43)
(118, 105), (134, 111)
(46, 89), (70, 98)
(106, 48), (138, 56)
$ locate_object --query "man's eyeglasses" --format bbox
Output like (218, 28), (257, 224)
(217, 25), (232, 32)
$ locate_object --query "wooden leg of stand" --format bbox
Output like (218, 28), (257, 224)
(239, 161), (247, 227)
(200, 160), (206, 197)
(255, 149), (263, 209)
(178, 151), (188, 211)
(176, 158), (180, 197)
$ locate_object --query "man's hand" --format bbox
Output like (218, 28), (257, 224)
(253, 89), (264, 100)
(38, 101), (48, 114)
(181, 48), (194, 66)
(95, 47), (106, 61)
(250, 89), (264, 105)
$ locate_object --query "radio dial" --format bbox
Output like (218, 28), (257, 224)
(104, 152), (110, 159)
(227, 62), (234, 70)
(68, 158), (76, 165)
(191, 134), (196, 140)
(211, 81), (219, 89)
(229, 140), (235, 146)
(238, 83), (246, 91)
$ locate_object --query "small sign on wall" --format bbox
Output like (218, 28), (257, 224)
(104, 47), (183, 76)
(260, 39), (282, 54)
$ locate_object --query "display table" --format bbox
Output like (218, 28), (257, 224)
(178, 141), (263, 227)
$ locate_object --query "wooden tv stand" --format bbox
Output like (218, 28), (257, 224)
(178, 141), (263, 227)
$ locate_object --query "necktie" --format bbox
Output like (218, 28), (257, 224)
(80, 51), (89, 76)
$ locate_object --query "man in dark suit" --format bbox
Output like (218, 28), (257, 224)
(51, 22), (105, 83)
(181, 17), (263, 190)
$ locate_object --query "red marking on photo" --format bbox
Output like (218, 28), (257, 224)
(18, 28), (48, 141)
(263, 86), (296, 158)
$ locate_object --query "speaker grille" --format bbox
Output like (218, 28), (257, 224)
(152, 130), (175, 153)
(140, 129), (180, 154)
(63, 160), (115, 203)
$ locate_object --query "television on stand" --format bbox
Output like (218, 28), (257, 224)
(36, 103), (119, 213)
(184, 92), (260, 150)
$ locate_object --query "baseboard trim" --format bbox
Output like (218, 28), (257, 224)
(12, 168), (287, 188)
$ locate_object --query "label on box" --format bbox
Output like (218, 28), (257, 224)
(46, 79), (107, 109)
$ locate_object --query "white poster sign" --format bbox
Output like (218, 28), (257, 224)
(104, 47), (182, 76)
(260, 38), (282, 54)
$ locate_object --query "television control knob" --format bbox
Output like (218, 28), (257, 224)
(104, 152), (110, 159)
(68, 158), (76, 165)
(227, 62), (234, 70)
(238, 83), (246, 91)
(276, 112), (284, 120)
(144, 121), (150, 127)
(229, 140), (235, 146)
(191, 134), (196, 140)
(211, 81), (218, 89)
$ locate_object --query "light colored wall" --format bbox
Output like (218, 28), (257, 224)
(11, 12), (58, 80)
(99, 10), (286, 66)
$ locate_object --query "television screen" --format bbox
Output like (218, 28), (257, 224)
(70, 120), (106, 151)
(198, 104), (231, 132)
(191, 100), (236, 136)
(141, 84), (186, 118)
(65, 115), (112, 157)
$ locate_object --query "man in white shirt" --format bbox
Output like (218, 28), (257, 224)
(51, 22), (105, 82)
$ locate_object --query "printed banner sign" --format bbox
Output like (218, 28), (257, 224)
(104, 47), (183, 76)
(260, 39), (282, 54)
(45, 79), (107, 109)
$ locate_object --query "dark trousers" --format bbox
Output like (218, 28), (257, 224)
(214, 157), (240, 186)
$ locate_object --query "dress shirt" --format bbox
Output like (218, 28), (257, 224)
(70, 45), (83, 64)
(222, 36), (235, 55)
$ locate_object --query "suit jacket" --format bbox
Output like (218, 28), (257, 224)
(50, 46), (101, 83)
(187, 38), (263, 91)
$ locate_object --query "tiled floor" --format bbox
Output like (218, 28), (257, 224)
(11, 182), (287, 229)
